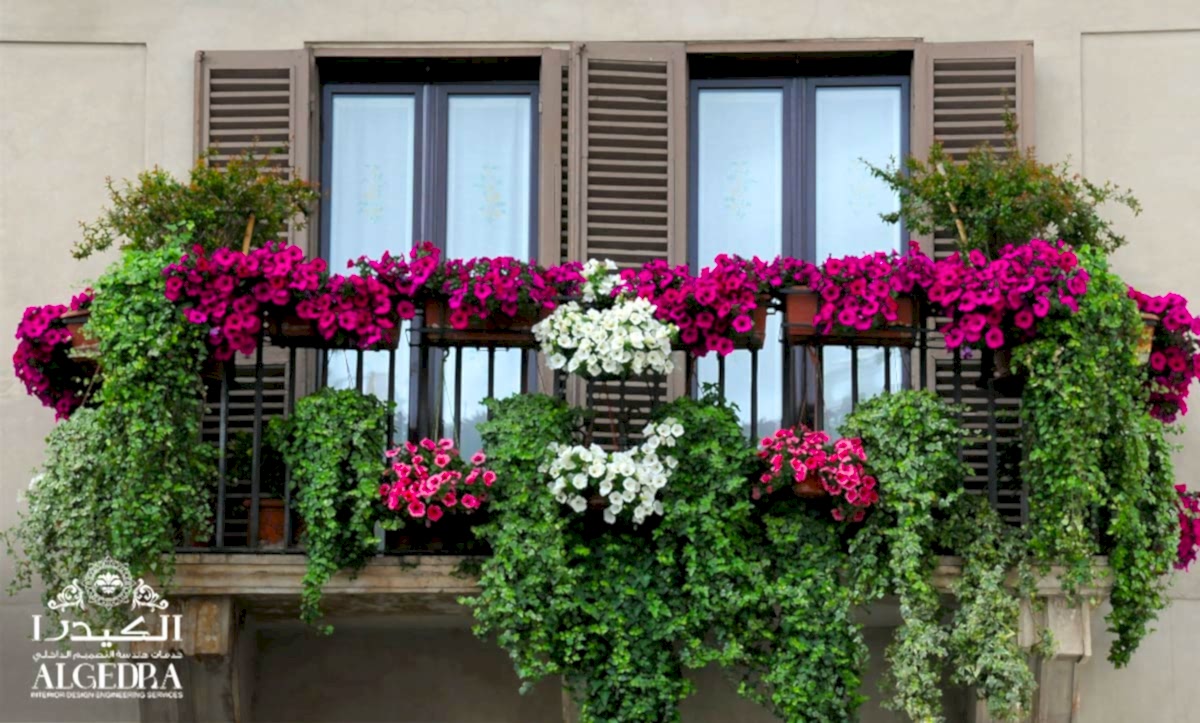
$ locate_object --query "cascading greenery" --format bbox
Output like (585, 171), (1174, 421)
(6, 232), (215, 634)
(268, 386), (388, 632)
(1015, 247), (1179, 664)
(466, 392), (771, 722)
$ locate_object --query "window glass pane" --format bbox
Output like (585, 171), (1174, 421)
(327, 94), (417, 440)
(695, 88), (784, 437)
(443, 94), (533, 452)
(814, 86), (904, 429)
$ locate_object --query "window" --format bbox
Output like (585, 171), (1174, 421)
(321, 81), (539, 451)
(690, 74), (908, 434)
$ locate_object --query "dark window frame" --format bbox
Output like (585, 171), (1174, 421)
(317, 79), (541, 440)
(686, 74), (911, 428)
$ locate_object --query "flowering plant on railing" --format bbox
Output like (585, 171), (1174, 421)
(1128, 288), (1199, 423)
(533, 295), (676, 379)
(754, 426), (877, 522)
(292, 269), (401, 349)
(577, 258), (620, 305)
(1178, 485), (1200, 571)
(353, 241), (442, 319)
(12, 291), (97, 419)
(163, 242), (325, 359)
(541, 418), (682, 525)
(927, 239), (1088, 351)
(433, 256), (563, 328)
(380, 438), (494, 525)
(618, 255), (774, 356)
(778, 245), (934, 336)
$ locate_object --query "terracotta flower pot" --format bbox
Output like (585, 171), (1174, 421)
(421, 299), (547, 349)
(980, 346), (1027, 396)
(265, 310), (400, 350)
(782, 287), (917, 347)
(1136, 311), (1161, 365)
(59, 308), (98, 353)
(243, 498), (286, 548)
(791, 472), (826, 499)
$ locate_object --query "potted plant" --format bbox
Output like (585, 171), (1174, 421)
(1127, 288), (1199, 423)
(12, 292), (99, 419)
(225, 431), (289, 548)
(1177, 485), (1200, 571)
(422, 255), (565, 348)
(379, 437), (494, 551)
(926, 240), (1089, 393)
(776, 246), (932, 347)
(619, 255), (772, 355)
(754, 425), (877, 522)
(541, 417), (683, 526)
(533, 295), (677, 380)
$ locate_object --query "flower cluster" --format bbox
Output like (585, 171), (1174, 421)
(541, 418), (683, 525)
(755, 426), (878, 521)
(380, 438), (495, 524)
(533, 296), (677, 379)
(353, 241), (442, 318)
(11, 291), (96, 419)
(294, 268), (400, 348)
(780, 245), (935, 336)
(1178, 485), (1200, 571)
(928, 240), (1088, 350)
(1128, 288), (1200, 423)
(578, 258), (621, 305)
(164, 242), (326, 359)
(435, 256), (565, 329)
(619, 255), (774, 356)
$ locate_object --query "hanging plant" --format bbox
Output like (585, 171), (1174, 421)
(380, 437), (494, 524)
(268, 387), (387, 631)
(533, 295), (677, 379)
(542, 418), (683, 525)
(1127, 287), (1199, 423)
(1177, 485), (1200, 571)
(12, 290), (98, 419)
(755, 425), (878, 521)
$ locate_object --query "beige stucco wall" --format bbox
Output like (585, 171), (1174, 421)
(2, 1), (1199, 721)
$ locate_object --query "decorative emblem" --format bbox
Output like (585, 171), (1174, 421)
(130, 579), (170, 611)
(47, 580), (85, 612)
(81, 557), (134, 609)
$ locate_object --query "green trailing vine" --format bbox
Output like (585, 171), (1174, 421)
(6, 232), (214, 625)
(1015, 246), (1177, 664)
(269, 387), (387, 632)
(735, 507), (867, 722)
(840, 391), (970, 722)
(467, 392), (769, 722)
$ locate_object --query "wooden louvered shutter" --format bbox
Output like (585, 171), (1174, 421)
(913, 41), (1035, 523)
(565, 43), (688, 437)
(569, 42), (687, 270)
(538, 49), (570, 270)
(194, 49), (313, 251)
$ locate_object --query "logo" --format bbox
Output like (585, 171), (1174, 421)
(30, 558), (184, 701)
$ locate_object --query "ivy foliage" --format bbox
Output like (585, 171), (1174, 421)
(6, 233), (214, 626)
(466, 392), (768, 722)
(1015, 246), (1177, 664)
(733, 507), (867, 722)
(840, 390), (970, 722)
(4, 408), (125, 632)
(269, 387), (387, 632)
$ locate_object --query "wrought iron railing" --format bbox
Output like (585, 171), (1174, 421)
(185, 305), (1025, 553)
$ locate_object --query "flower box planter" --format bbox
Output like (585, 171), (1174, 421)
(781, 287), (918, 347)
(383, 512), (490, 554)
(791, 473), (825, 499)
(421, 299), (547, 348)
(59, 308), (98, 354)
(731, 300), (769, 350)
(1136, 311), (1160, 365)
(265, 311), (400, 351)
